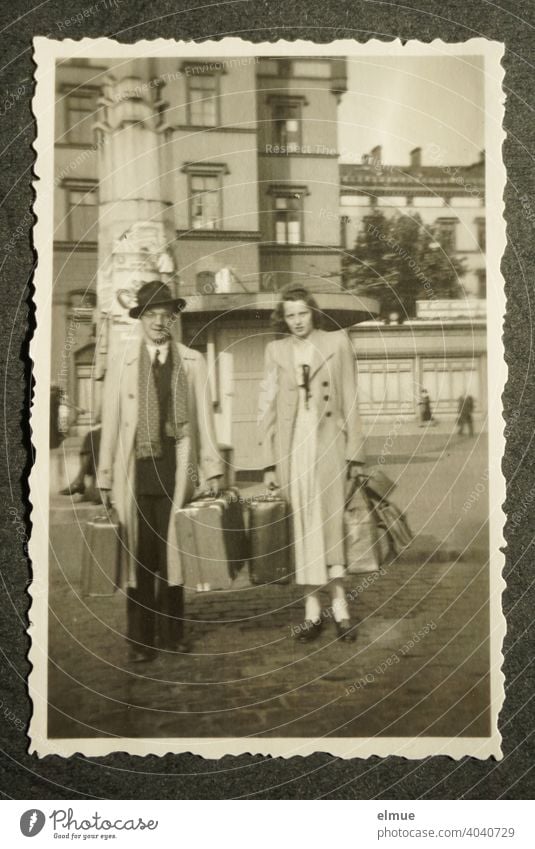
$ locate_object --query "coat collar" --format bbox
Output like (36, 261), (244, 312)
(278, 329), (334, 382)
(123, 336), (196, 366)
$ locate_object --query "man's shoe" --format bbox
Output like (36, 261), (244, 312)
(335, 620), (356, 642)
(295, 619), (323, 642)
(127, 646), (157, 664)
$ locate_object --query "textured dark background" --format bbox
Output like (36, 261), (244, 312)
(0, 0), (533, 799)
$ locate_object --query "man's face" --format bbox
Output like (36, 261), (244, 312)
(140, 306), (175, 344)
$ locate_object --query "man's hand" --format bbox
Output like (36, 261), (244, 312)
(263, 469), (279, 491)
(206, 476), (222, 497)
(99, 488), (112, 510)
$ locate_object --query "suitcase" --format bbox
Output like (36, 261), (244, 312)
(81, 511), (120, 596)
(176, 488), (248, 592)
(344, 487), (384, 574)
(247, 494), (292, 585)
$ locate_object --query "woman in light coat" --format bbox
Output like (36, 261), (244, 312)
(258, 285), (366, 642)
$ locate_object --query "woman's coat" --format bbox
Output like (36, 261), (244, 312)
(258, 328), (366, 566)
(97, 338), (222, 588)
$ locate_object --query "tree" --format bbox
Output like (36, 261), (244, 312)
(343, 210), (466, 321)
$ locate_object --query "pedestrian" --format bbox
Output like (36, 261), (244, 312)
(457, 393), (475, 436)
(97, 281), (223, 663)
(258, 284), (367, 642)
(50, 384), (64, 450)
(60, 423), (102, 502)
(418, 388), (436, 426)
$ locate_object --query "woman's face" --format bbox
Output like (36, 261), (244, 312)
(283, 299), (314, 339)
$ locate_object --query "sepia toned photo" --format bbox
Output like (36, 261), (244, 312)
(29, 37), (506, 759)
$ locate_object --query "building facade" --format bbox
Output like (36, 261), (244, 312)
(340, 147), (487, 425)
(52, 57), (486, 481)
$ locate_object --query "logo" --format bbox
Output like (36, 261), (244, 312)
(20, 810), (46, 837)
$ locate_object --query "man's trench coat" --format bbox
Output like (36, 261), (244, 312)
(258, 328), (366, 566)
(97, 338), (222, 588)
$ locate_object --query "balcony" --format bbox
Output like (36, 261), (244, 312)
(416, 299), (487, 321)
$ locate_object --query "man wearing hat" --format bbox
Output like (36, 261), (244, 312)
(97, 281), (223, 662)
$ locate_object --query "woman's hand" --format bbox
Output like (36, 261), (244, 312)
(264, 469), (279, 491)
(99, 488), (112, 510)
(345, 463), (365, 501)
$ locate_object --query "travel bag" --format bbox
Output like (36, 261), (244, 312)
(344, 484), (384, 574)
(362, 472), (414, 559)
(176, 488), (248, 592)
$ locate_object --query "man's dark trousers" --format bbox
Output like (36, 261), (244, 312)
(126, 351), (184, 652)
(126, 495), (185, 651)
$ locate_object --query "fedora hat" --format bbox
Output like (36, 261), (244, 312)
(129, 281), (186, 319)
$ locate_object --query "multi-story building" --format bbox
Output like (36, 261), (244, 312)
(340, 145), (486, 298)
(52, 57), (487, 484)
(52, 55), (375, 477)
(340, 147), (487, 425)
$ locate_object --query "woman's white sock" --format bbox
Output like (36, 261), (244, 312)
(305, 593), (322, 624)
(330, 578), (349, 623)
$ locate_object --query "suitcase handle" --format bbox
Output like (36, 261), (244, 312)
(91, 507), (119, 525)
(191, 486), (242, 504)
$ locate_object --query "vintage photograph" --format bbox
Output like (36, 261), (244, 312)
(30, 37), (505, 758)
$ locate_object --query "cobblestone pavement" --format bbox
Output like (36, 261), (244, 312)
(47, 433), (491, 740)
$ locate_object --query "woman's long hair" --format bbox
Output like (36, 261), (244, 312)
(270, 285), (323, 335)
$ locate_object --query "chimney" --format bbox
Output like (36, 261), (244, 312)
(371, 145), (382, 163)
(479, 149), (485, 164)
(410, 147), (422, 168)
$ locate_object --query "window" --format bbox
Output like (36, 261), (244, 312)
(422, 358), (478, 411)
(183, 162), (228, 230)
(475, 217), (486, 251)
(476, 269), (486, 298)
(268, 96), (307, 151)
(196, 270), (216, 294)
(267, 185), (308, 244)
(436, 218), (458, 253)
(66, 183), (98, 241)
(356, 359), (415, 416)
(272, 102), (301, 151)
(273, 196), (302, 243)
(186, 70), (219, 126)
(189, 174), (222, 229)
(64, 89), (98, 144)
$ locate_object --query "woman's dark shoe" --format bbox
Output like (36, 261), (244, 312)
(162, 637), (192, 654)
(335, 620), (356, 642)
(60, 481), (85, 496)
(295, 619), (323, 642)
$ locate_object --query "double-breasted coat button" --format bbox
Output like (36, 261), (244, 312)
(324, 395), (329, 401)
(326, 411), (332, 417)
(322, 381), (328, 387)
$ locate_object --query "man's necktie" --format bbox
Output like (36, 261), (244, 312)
(152, 348), (161, 391)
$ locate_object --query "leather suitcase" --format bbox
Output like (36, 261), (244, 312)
(176, 488), (247, 592)
(247, 494), (292, 585)
(81, 511), (120, 597)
